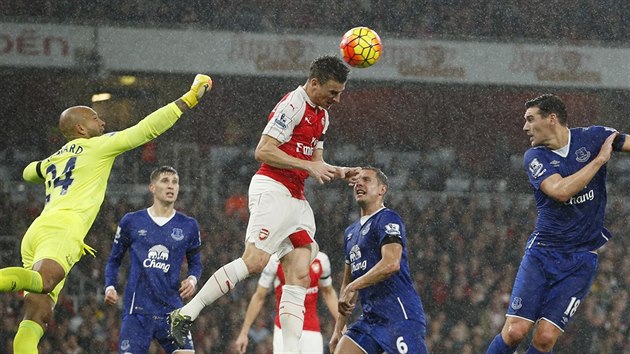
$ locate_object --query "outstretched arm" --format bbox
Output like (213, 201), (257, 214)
(235, 284), (270, 354)
(541, 132), (617, 202)
(99, 74), (212, 156)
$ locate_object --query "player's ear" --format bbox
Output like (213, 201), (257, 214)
(148, 183), (156, 194)
(75, 123), (88, 137)
(379, 184), (387, 196)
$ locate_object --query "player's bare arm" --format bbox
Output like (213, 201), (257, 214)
(255, 135), (336, 183)
(321, 284), (340, 320)
(540, 132), (617, 202)
(337, 265), (358, 317)
(235, 284), (269, 354)
(330, 265), (352, 353)
(621, 133), (630, 151)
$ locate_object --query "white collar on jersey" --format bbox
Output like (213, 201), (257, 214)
(360, 206), (386, 226)
(146, 208), (176, 227)
(552, 129), (571, 158)
(297, 85), (318, 109)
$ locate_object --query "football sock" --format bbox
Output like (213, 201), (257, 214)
(14, 320), (44, 353)
(279, 284), (307, 353)
(0, 267), (43, 293)
(180, 258), (249, 320)
(526, 346), (551, 354)
(487, 334), (518, 354)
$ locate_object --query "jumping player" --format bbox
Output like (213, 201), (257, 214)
(168, 56), (360, 353)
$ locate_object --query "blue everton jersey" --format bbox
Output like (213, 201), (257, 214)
(343, 208), (426, 326)
(105, 209), (202, 315)
(523, 126), (626, 252)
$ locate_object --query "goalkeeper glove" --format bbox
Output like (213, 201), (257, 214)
(181, 74), (212, 108)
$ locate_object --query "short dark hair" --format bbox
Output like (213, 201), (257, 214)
(150, 165), (178, 183)
(525, 94), (568, 125)
(308, 55), (350, 84)
(362, 166), (388, 188)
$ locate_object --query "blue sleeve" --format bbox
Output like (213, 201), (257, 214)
(186, 219), (202, 281)
(589, 125), (626, 151)
(104, 214), (132, 289)
(376, 211), (405, 247)
(523, 148), (559, 190)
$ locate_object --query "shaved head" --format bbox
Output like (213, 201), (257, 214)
(59, 106), (104, 140)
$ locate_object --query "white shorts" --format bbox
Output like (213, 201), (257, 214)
(273, 325), (323, 354)
(246, 175), (317, 259)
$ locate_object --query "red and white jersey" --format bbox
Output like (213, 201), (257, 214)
(258, 252), (332, 332)
(256, 86), (330, 199)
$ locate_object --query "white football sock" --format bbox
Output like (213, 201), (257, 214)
(180, 258), (249, 320)
(279, 284), (307, 353)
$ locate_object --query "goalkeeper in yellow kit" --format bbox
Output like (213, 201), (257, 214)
(0, 74), (212, 353)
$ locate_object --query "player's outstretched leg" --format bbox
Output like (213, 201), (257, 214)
(167, 309), (194, 347)
(168, 258), (249, 346)
(0, 267), (44, 293)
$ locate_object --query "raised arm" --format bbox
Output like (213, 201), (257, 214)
(99, 74), (212, 156)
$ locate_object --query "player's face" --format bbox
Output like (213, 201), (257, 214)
(523, 107), (554, 147)
(150, 172), (179, 204)
(310, 78), (345, 109)
(353, 169), (386, 207)
(81, 109), (106, 138)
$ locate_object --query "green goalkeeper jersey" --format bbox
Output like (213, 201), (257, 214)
(22, 102), (183, 236)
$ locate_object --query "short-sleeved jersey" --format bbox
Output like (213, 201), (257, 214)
(256, 86), (330, 199)
(523, 126), (626, 252)
(258, 252), (332, 332)
(22, 103), (183, 238)
(104, 209), (202, 315)
(343, 208), (426, 326)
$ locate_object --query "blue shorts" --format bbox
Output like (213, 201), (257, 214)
(507, 247), (598, 331)
(118, 313), (193, 353)
(345, 318), (427, 354)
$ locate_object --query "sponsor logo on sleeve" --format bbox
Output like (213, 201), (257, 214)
(385, 223), (401, 236)
(511, 297), (523, 310)
(273, 113), (290, 129)
(529, 158), (546, 179)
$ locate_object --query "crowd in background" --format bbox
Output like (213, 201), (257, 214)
(0, 146), (628, 353)
(2, 1), (630, 352)
(3, 0), (630, 44)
